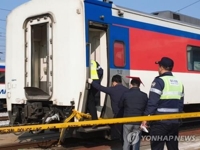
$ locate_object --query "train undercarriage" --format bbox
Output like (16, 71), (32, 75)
(9, 102), (73, 125)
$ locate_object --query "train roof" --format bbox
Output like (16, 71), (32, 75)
(109, 1), (200, 29)
(8, 0), (200, 29)
(152, 10), (200, 27)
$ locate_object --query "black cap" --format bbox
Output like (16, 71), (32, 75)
(126, 76), (144, 86)
(155, 57), (174, 69)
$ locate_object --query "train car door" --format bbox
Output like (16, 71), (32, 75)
(85, 22), (109, 118)
(101, 25), (130, 118)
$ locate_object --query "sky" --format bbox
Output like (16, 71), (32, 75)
(0, 0), (200, 61)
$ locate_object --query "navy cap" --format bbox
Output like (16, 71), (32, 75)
(155, 57), (174, 68)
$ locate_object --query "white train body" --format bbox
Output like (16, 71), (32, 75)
(6, 0), (88, 125)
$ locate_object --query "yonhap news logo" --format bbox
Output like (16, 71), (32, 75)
(127, 130), (141, 145)
(127, 132), (196, 145)
(142, 135), (196, 142)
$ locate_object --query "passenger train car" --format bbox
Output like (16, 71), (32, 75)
(5, 0), (200, 137)
(0, 62), (6, 110)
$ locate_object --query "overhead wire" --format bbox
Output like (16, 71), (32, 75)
(0, 19), (6, 22)
(176, 0), (200, 12)
(0, 8), (11, 12)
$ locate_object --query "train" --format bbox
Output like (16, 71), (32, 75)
(0, 62), (6, 111)
(5, 0), (200, 138)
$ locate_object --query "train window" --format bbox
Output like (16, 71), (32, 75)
(114, 41), (125, 67)
(187, 45), (200, 71)
(0, 71), (5, 84)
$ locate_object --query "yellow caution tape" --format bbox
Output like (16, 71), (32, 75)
(0, 111), (200, 134)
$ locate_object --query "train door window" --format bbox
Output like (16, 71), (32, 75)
(187, 45), (200, 71)
(114, 41), (125, 67)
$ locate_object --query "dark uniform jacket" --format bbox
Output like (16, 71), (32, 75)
(91, 82), (128, 116)
(144, 72), (184, 124)
(119, 87), (148, 124)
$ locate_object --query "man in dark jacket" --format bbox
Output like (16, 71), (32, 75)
(87, 60), (103, 120)
(88, 74), (128, 140)
(88, 74), (128, 117)
(119, 76), (148, 150)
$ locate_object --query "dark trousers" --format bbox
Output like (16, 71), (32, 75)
(115, 113), (123, 141)
(0, 102), (3, 110)
(87, 85), (98, 120)
(94, 90), (100, 106)
(108, 113), (123, 144)
(150, 122), (179, 150)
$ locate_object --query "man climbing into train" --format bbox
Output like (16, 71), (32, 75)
(87, 60), (103, 121)
(88, 74), (128, 142)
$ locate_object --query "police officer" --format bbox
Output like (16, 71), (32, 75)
(141, 57), (184, 150)
(87, 60), (103, 120)
(119, 76), (148, 150)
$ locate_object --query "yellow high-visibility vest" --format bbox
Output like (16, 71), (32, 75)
(90, 60), (99, 80)
(159, 76), (183, 100)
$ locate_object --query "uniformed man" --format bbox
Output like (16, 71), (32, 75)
(88, 74), (128, 141)
(141, 57), (184, 150)
(87, 60), (103, 120)
(119, 76), (148, 150)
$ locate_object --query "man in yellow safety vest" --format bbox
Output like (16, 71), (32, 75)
(141, 57), (184, 150)
(87, 60), (103, 121)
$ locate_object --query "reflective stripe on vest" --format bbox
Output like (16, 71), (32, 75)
(90, 60), (99, 80)
(159, 76), (183, 100)
(157, 108), (179, 113)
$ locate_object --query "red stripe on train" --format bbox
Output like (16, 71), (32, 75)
(129, 28), (200, 73)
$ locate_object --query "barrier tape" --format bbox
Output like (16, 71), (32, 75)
(1, 111), (200, 134)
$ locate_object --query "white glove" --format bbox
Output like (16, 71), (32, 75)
(88, 78), (93, 84)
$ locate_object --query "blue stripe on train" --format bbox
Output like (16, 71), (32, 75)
(0, 66), (5, 69)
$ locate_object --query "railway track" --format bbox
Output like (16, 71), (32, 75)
(0, 131), (60, 150)
(0, 125), (199, 150)
(0, 139), (58, 150)
(1, 128), (200, 150)
(0, 111), (200, 149)
(0, 136), (123, 150)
